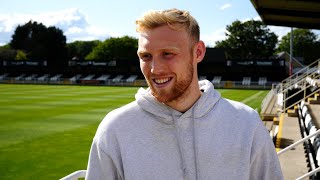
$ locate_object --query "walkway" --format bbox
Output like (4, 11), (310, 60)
(277, 113), (309, 179)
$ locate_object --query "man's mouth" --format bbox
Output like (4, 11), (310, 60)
(153, 77), (172, 85)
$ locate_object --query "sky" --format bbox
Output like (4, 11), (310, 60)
(0, 0), (308, 47)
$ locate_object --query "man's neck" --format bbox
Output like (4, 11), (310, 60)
(165, 83), (202, 113)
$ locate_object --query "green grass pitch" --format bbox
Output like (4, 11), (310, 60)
(0, 84), (268, 179)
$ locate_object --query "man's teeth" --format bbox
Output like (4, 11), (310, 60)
(155, 78), (170, 84)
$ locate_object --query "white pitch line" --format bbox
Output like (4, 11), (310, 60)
(241, 91), (265, 104)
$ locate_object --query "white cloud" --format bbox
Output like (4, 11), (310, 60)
(0, 8), (112, 45)
(202, 28), (227, 47)
(240, 16), (291, 40)
(268, 26), (291, 40)
(220, 3), (232, 10)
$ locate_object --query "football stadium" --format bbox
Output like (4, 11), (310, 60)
(0, 0), (320, 180)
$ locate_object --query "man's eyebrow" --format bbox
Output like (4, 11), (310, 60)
(137, 50), (148, 55)
(159, 46), (180, 51)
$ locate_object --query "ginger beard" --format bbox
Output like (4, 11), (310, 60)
(147, 56), (194, 104)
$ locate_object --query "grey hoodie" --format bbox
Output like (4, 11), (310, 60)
(86, 80), (283, 180)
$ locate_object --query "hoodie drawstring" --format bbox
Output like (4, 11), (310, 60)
(192, 106), (199, 180)
(172, 113), (188, 177)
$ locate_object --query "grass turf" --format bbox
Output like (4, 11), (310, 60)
(0, 84), (268, 179)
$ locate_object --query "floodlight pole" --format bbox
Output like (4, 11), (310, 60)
(290, 27), (293, 76)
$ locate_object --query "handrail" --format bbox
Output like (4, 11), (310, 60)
(281, 59), (320, 85)
(60, 170), (86, 180)
(277, 129), (320, 156)
(296, 167), (320, 180)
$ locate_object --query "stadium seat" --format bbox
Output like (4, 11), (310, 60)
(37, 74), (49, 81)
(301, 106), (309, 119)
(126, 75), (138, 82)
(49, 74), (62, 81)
(14, 74), (26, 81)
(242, 77), (251, 86)
(112, 75), (124, 83)
(0, 73), (9, 80)
(82, 74), (95, 80)
(199, 76), (207, 80)
(309, 126), (317, 144)
(313, 135), (320, 157)
(211, 76), (222, 84)
(258, 77), (267, 86)
(25, 74), (37, 81)
(96, 74), (110, 81)
(70, 74), (82, 82)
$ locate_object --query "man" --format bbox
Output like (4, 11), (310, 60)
(86, 8), (283, 180)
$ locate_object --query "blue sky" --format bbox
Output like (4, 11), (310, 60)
(0, 0), (300, 46)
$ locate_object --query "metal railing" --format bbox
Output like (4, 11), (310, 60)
(60, 170), (86, 180)
(275, 59), (320, 112)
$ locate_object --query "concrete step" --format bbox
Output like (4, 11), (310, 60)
(277, 113), (309, 179)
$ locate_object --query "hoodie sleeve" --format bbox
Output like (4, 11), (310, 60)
(249, 121), (283, 180)
(85, 138), (123, 180)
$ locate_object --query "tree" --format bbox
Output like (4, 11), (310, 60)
(67, 40), (100, 60)
(215, 20), (278, 59)
(277, 29), (320, 65)
(0, 46), (16, 61)
(86, 36), (138, 61)
(15, 50), (27, 60)
(10, 21), (67, 68)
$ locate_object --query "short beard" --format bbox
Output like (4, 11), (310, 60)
(149, 60), (194, 103)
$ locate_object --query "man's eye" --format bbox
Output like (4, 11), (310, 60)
(140, 54), (152, 61)
(163, 52), (174, 58)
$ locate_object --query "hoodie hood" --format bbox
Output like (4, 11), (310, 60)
(135, 80), (221, 124)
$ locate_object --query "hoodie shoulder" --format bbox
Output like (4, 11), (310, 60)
(217, 98), (262, 127)
(95, 101), (140, 137)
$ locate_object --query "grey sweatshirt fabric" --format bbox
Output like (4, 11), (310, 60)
(86, 80), (283, 180)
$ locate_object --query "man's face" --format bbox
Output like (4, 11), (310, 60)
(137, 25), (196, 103)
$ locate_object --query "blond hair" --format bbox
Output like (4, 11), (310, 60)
(136, 8), (200, 43)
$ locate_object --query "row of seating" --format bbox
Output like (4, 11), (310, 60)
(69, 74), (137, 83)
(210, 76), (268, 86)
(297, 100), (320, 178)
(2, 73), (272, 86)
(10, 74), (63, 81)
(306, 76), (320, 88)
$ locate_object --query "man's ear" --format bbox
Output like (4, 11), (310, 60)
(194, 40), (206, 63)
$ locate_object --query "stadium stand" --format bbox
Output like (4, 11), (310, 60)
(211, 76), (222, 85)
(112, 75), (124, 83)
(242, 77), (251, 86)
(49, 74), (62, 81)
(0, 73), (8, 80)
(262, 59), (320, 179)
(96, 74), (110, 81)
(70, 74), (82, 83)
(25, 74), (37, 81)
(126, 75), (138, 83)
(14, 74), (26, 81)
(297, 100), (319, 179)
(37, 74), (50, 81)
(199, 76), (206, 81)
(81, 74), (95, 81)
(258, 77), (267, 86)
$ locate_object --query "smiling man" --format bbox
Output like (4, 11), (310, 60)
(86, 9), (283, 180)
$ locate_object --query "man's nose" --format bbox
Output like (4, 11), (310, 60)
(151, 56), (165, 74)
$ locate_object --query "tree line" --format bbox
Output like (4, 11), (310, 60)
(0, 20), (319, 65)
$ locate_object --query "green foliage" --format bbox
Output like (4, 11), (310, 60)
(86, 36), (138, 61)
(10, 21), (67, 67)
(215, 20), (278, 59)
(0, 47), (16, 61)
(15, 50), (28, 60)
(277, 29), (320, 65)
(67, 40), (100, 60)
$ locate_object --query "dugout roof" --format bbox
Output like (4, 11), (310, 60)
(250, 0), (320, 29)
